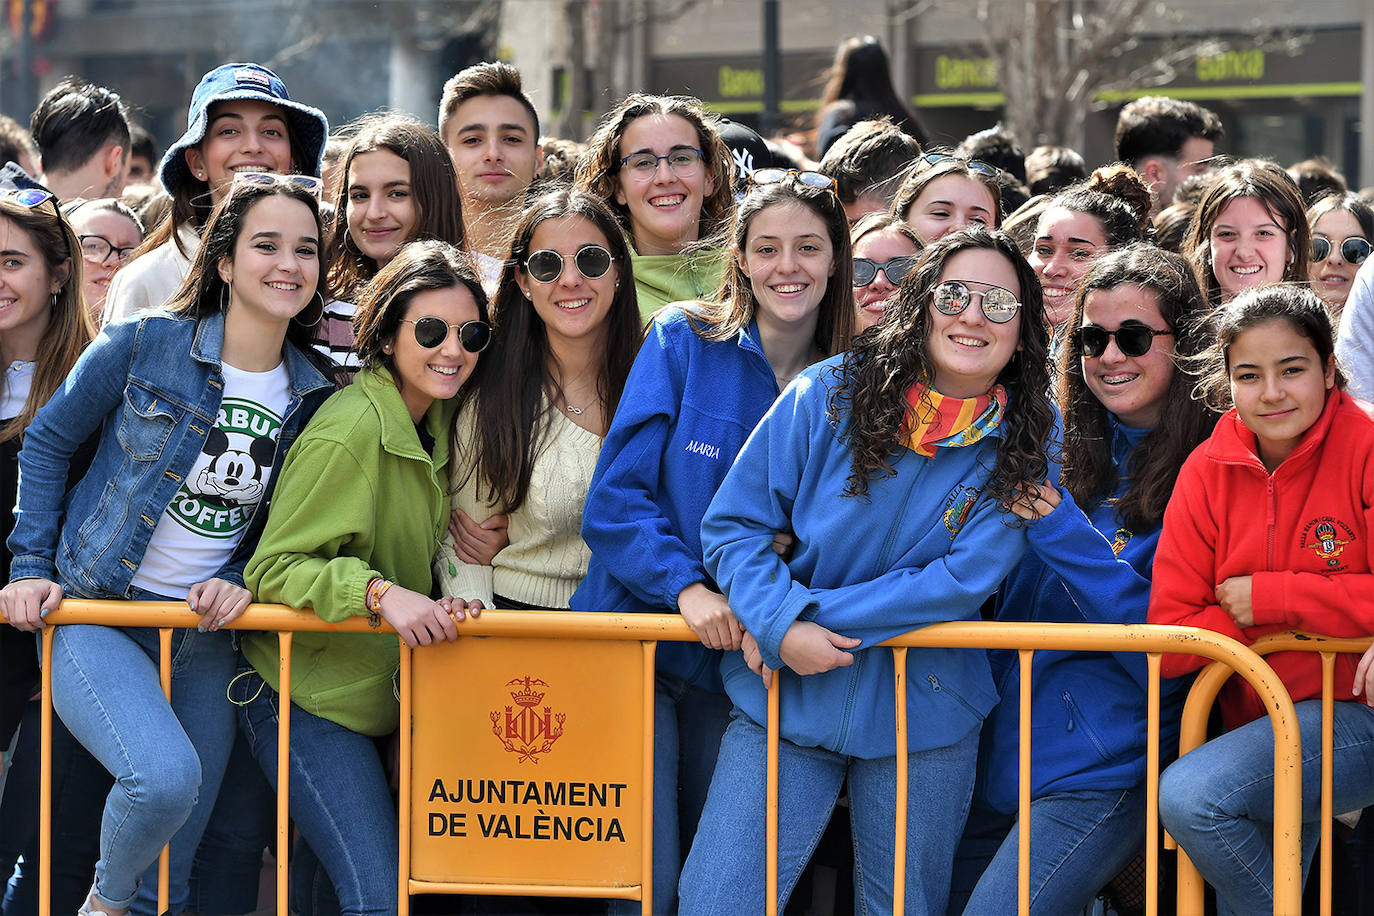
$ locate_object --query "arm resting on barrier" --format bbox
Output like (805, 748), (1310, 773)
(244, 439), (381, 622)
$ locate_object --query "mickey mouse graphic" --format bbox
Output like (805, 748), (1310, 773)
(195, 427), (277, 508)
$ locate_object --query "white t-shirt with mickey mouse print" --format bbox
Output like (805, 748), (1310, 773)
(131, 361), (290, 599)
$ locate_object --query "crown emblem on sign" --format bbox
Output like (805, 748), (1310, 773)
(508, 675), (548, 707)
(492, 675), (565, 763)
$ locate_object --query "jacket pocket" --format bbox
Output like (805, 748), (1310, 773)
(1061, 689), (1113, 762)
(117, 382), (180, 461)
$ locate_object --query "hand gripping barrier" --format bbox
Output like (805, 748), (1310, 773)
(7, 603), (1303, 915)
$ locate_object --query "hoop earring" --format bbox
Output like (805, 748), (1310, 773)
(50, 292), (58, 310)
(293, 291), (326, 329)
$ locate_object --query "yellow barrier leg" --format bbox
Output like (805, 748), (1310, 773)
(1017, 649), (1032, 916)
(158, 628), (172, 913)
(766, 675), (780, 916)
(1321, 654), (1335, 916)
(399, 642), (412, 916)
(1145, 654), (1161, 916)
(642, 642), (657, 916)
(892, 648), (909, 915)
(39, 627), (54, 916)
(277, 631), (292, 916)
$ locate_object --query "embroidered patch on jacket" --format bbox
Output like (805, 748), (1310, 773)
(684, 439), (720, 460)
(1300, 516), (1357, 571)
(942, 485), (980, 538)
(1110, 528), (1132, 557)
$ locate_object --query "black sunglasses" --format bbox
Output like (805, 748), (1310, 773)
(1075, 323), (1173, 359)
(853, 256), (917, 288)
(1310, 236), (1371, 265)
(401, 316), (492, 353)
(525, 245), (614, 283)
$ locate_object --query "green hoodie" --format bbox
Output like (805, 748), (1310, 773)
(243, 366), (454, 736)
(631, 246), (726, 323)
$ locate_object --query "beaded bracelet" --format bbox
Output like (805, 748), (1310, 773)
(365, 576), (393, 628)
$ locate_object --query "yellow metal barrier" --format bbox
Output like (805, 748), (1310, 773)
(9, 604), (1305, 915)
(1173, 631), (1374, 916)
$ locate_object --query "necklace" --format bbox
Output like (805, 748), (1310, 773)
(565, 402), (586, 416)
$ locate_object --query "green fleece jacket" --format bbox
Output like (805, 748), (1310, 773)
(242, 366), (454, 736)
(631, 246), (726, 323)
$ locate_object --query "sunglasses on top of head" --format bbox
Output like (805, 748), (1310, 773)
(1310, 235), (1371, 265)
(401, 316), (492, 353)
(1074, 322), (1173, 358)
(524, 245), (614, 284)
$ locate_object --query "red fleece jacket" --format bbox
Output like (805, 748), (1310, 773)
(1148, 388), (1374, 728)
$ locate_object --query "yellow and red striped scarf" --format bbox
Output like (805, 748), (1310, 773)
(899, 383), (1007, 457)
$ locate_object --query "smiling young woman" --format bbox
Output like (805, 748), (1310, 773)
(573, 174), (854, 914)
(1150, 285), (1374, 914)
(681, 228), (1055, 914)
(576, 94), (737, 321)
(437, 189), (641, 614)
(237, 239), (489, 912)
(0, 176), (334, 916)
(1184, 159), (1309, 308)
(952, 244), (1219, 914)
(103, 63), (327, 325)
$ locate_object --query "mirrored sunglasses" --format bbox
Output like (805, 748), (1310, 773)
(1310, 236), (1371, 265)
(0, 187), (56, 209)
(232, 171), (324, 199)
(1074, 323), (1174, 359)
(525, 245), (614, 283)
(402, 316), (492, 353)
(747, 168), (838, 195)
(920, 153), (999, 179)
(930, 280), (1021, 323)
(853, 255), (918, 288)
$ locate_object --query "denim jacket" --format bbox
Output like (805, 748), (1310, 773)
(8, 311), (333, 598)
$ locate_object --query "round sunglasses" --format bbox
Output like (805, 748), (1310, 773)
(525, 245), (614, 283)
(1074, 323), (1173, 359)
(853, 255), (918, 288)
(931, 280), (1021, 323)
(1310, 235), (1371, 265)
(401, 316), (492, 353)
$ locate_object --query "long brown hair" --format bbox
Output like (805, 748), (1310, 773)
(574, 94), (735, 251)
(693, 178), (855, 357)
(325, 114), (465, 301)
(832, 228), (1054, 512)
(455, 189), (640, 515)
(1056, 244), (1218, 531)
(1184, 159), (1309, 306)
(164, 178), (329, 356)
(0, 197), (92, 443)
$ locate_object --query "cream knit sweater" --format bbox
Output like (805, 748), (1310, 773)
(436, 397), (602, 609)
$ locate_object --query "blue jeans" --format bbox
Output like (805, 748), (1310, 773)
(232, 664), (398, 916)
(189, 727), (276, 914)
(1159, 698), (1374, 915)
(609, 672), (731, 916)
(49, 622), (236, 914)
(952, 786), (1144, 915)
(678, 708), (978, 915)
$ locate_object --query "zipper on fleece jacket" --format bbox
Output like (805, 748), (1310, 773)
(1265, 476), (1276, 571)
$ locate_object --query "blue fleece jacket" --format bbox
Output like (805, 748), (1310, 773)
(977, 417), (1186, 814)
(572, 306), (780, 689)
(702, 357), (1027, 759)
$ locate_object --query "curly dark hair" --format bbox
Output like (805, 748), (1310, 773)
(830, 227), (1055, 513)
(1056, 244), (1219, 531)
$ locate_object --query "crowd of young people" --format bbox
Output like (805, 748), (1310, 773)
(0, 49), (1371, 916)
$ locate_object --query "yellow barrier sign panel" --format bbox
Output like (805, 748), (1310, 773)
(409, 636), (646, 888)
